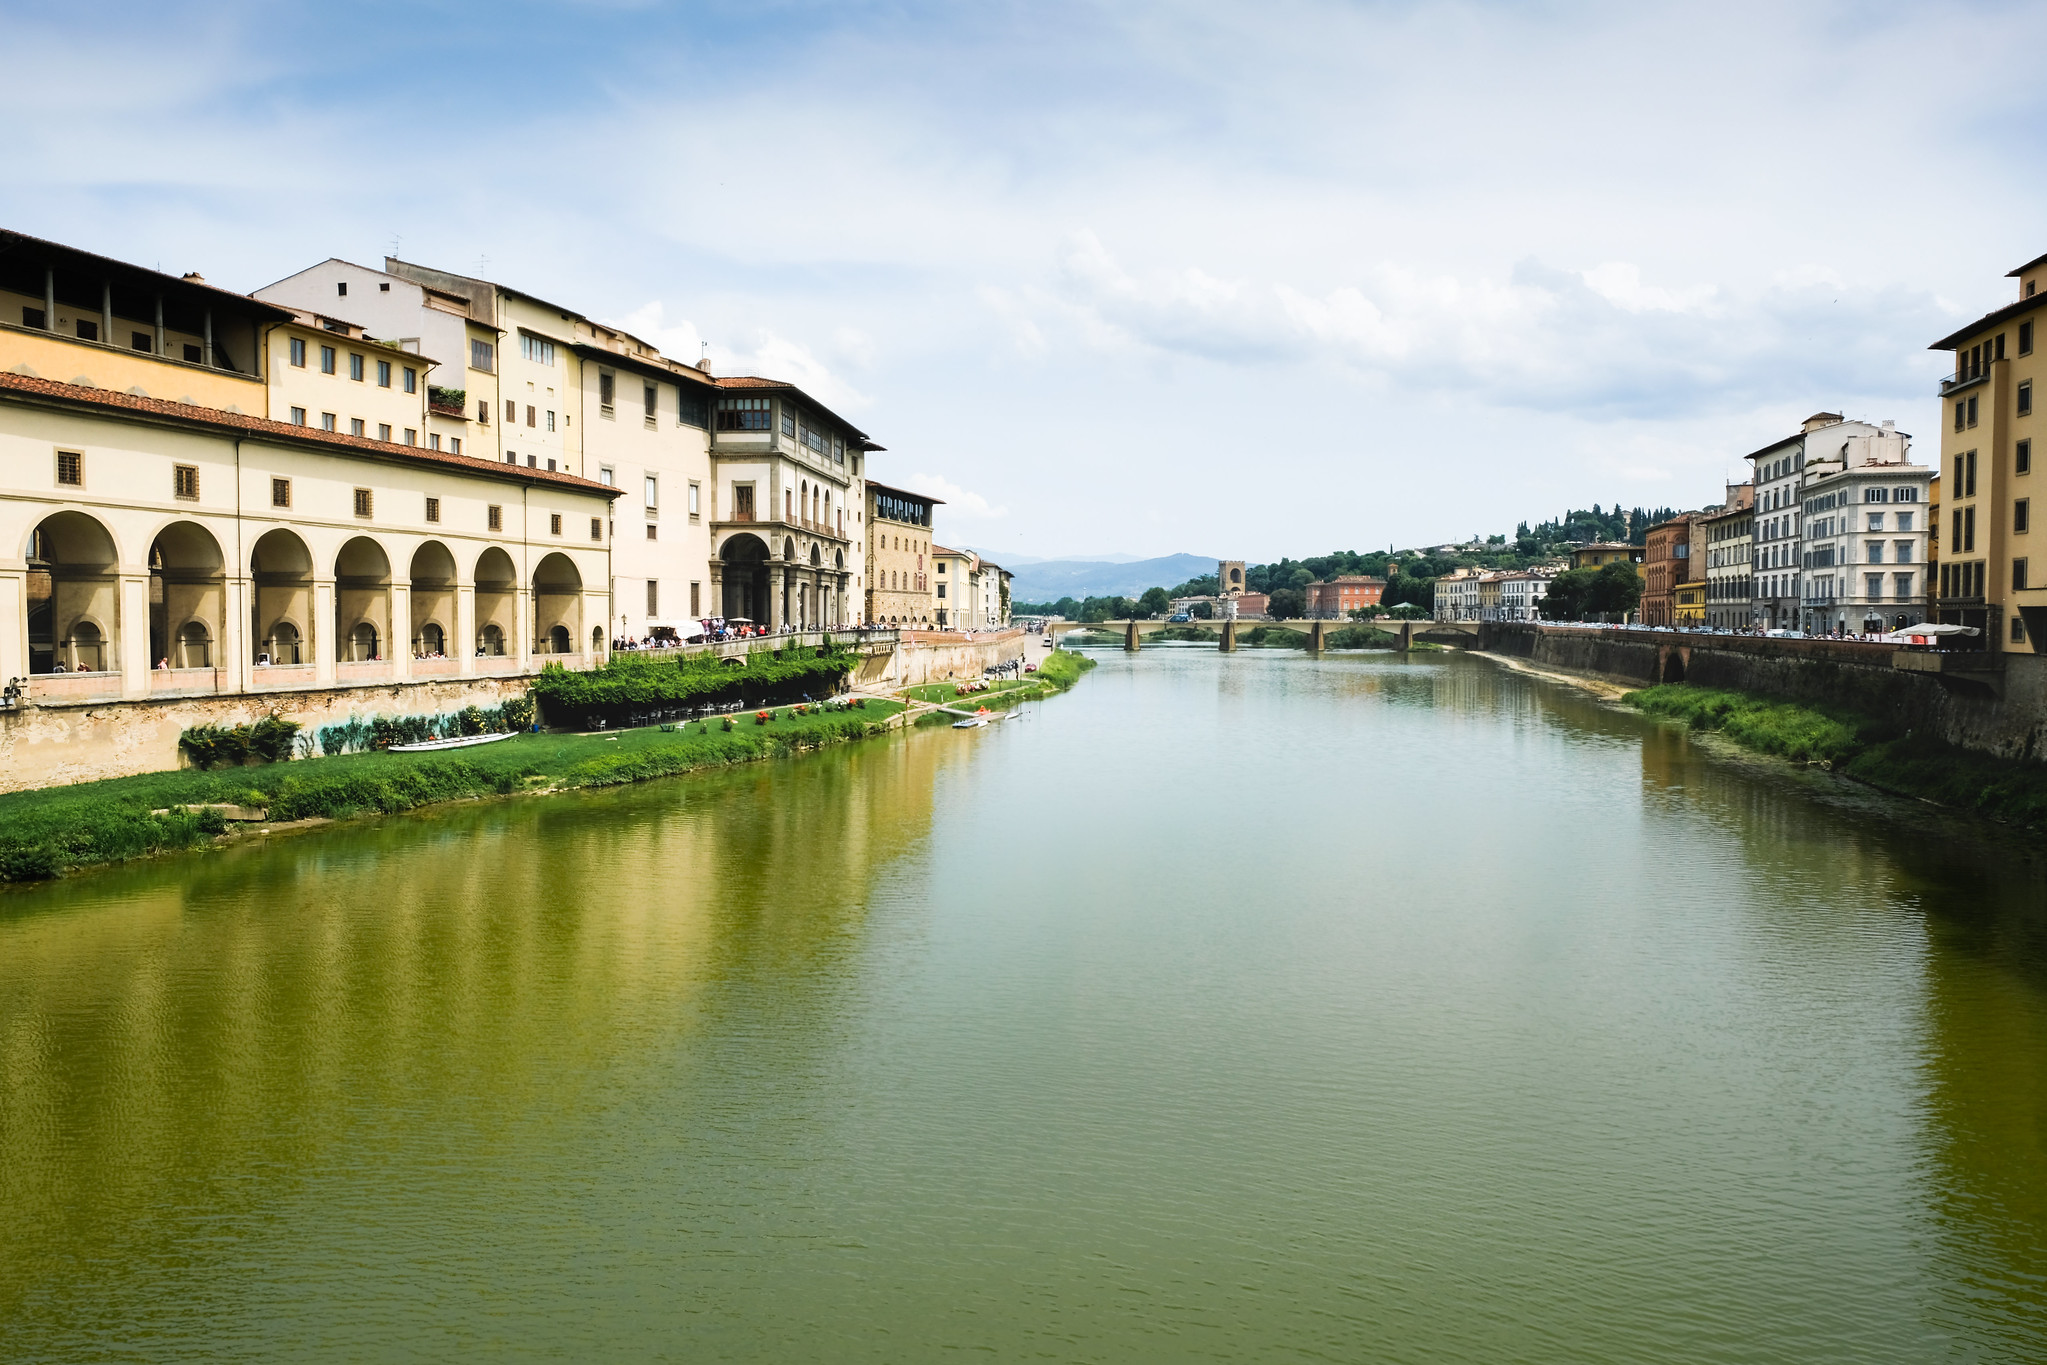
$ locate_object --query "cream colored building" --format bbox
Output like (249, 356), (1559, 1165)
(2, 233), (616, 704)
(865, 482), (939, 626)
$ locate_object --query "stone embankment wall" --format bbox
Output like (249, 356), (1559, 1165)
(1478, 623), (2047, 763)
(855, 628), (1028, 689)
(0, 675), (540, 794)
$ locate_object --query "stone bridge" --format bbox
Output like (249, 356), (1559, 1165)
(1042, 617), (1482, 653)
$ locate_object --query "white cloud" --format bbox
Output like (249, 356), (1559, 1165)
(908, 473), (1007, 522)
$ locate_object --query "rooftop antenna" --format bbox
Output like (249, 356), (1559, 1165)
(389, 233), (401, 258)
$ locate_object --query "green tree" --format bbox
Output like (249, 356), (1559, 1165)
(1539, 568), (1595, 620)
(1267, 586), (1306, 619)
(1138, 587), (1171, 617)
(1189, 600), (1213, 619)
(1587, 560), (1644, 618)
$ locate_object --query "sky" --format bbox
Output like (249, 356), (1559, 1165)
(6, 0), (2045, 562)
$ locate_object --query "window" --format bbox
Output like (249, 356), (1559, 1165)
(1895, 486), (1917, 502)
(646, 523), (657, 540)
(644, 384), (657, 420)
(21, 306), (44, 328)
(591, 517), (602, 542)
(354, 487), (373, 518)
(505, 399), (517, 423)
(546, 458), (555, 472)
(2021, 439), (2034, 475)
(320, 345), (336, 374)
(167, 463), (198, 499)
(350, 418), (366, 437)
(1864, 487), (1888, 503)
(688, 482), (700, 519)
(527, 404), (536, 428)
(1894, 573), (1913, 599)
(2018, 499), (2031, 534)
(289, 405), (306, 425)
(289, 337), (307, 367)
(2017, 559), (2032, 591)
(1968, 449), (1979, 497)
(403, 366), (416, 394)
(546, 409), (555, 432)
(73, 318), (98, 341)
(1968, 395), (1979, 427)
(1866, 541), (1884, 564)
(478, 400), (490, 425)
(487, 504), (502, 531)
(691, 581), (700, 615)
(272, 477), (291, 508)
(2021, 381), (2034, 417)
(645, 475), (658, 509)
(598, 466), (614, 486)
(431, 433), (444, 450)
(447, 436), (458, 455)
(782, 409), (796, 437)
(2023, 320), (2035, 356)
(131, 330), (150, 352)
(1966, 505), (1977, 553)
(184, 343), (202, 363)
(1897, 513), (1913, 531)
(378, 423), (392, 442)
(1867, 512), (1885, 530)
(734, 483), (755, 519)
(1866, 574), (1883, 599)
(470, 339), (494, 372)
(337, 281), (348, 297)
(520, 334), (556, 366)
(405, 428), (418, 446)
(377, 359), (391, 388)
(715, 396), (771, 431)
(549, 513), (562, 536)
(679, 390), (708, 428)
(2015, 616), (2029, 644)
(599, 371), (615, 412)
(348, 353), (365, 381)
(322, 412), (337, 431)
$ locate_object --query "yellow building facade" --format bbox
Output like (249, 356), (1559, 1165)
(865, 482), (939, 626)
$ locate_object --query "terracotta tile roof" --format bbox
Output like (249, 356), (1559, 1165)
(714, 374), (881, 449)
(0, 369), (619, 496)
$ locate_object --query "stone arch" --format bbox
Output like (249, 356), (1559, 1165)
(782, 537), (796, 561)
(720, 532), (770, 622)
(1660, 647), (1687, 684)
(474, 546), (516, 656)
(409, 539), (458, 657)
(250, 527), (313, 665)
(26, 510), (121, 674)
(809, 543), (822, 566)
(532, 551), (583, 654)
(149, 520), (225, 670)
(335, 535), (392, 662)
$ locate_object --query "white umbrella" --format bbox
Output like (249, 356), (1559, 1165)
(1899, 622), (1981, 636)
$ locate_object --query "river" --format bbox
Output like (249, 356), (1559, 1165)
(2, 647), (2044, 1362)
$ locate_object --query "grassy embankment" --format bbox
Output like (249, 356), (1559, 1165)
(1626, 683), (2047, 829)
(0, 701), (906, 883)
(896, 649), (1094, 717)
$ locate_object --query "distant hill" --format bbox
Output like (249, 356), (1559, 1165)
(1005, 553), (1217, 603)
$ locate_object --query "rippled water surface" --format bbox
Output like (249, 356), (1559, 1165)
(4, 648), (2046, 1362)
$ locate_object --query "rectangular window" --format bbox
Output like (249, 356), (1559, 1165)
(520, 334), (556, 366)
(425, 496), (441, 523)
(131, 330), (150, 352)
(478, 400), (490, 425)
(1895, 540), (1915, 563)
(322, 412), (337, 431)
(591, 517), (602, 542)
(2023, 320), (2035, 356)
(647, 581), (659, 615)
(272, 477), (291, 508)
(353, 487), (373, 518)
(1867, 512), (1884, 530)
(1865, 574), (1883, 599)
(646, 523), (657, 540)
(1968, 449), (1979, 497)
(1866, 541), (1884, 564)
(734, 483), (755, 519)
(289, 405), (306, 425)
(644, 384), (657, 419)
(431, 433), (444, 451)
(549, 513), (562, 536)
(350, 418), (366, 437)
(1956, 399), (1967, 432)
(2021, 439), (2034, 475)
(715, 397), (771, 431)
(21, 306), (45, 327)
(781, 409), (796, 437)
(403, 366), (417, 394)
(2014, 616), (2029, 644)
(2021, 381), (2034, 417)
(688, 482), (700, 518)
(377, 423), (392, 442)
(1966, 504), (1977, 553)
(645, 475), (658, 509)
(320, 345), (336, 374)
(487, 504), (502, 531)
(690, 581), (700, 615)
(679, 391), (708, 428)
(289, 337), (307, 367)
(598, 466), (614, 486)
(2019, 499), (2032, 534)
(1894, 573), (1913, 599)
(404, 428), (417, 446)
(447, 436), (458, 455)
(2017, 559), (2032, 592)
(172, 464), (198, 499)
(376, 359), (391, 388)
(470, 339), (494, 372)
(505, 399), (517, 423)
(599, 372), (615, 412)
(74, 318), (98, 341)
(546, 410), (555, 432)
(526, 405), (536, 428)
(1898, 512), (1913, 531)
(1968, 395), (1980, 427)
(1953, 509), (1965, 555)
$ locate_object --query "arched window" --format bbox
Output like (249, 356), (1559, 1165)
(478, 623), (505, 657)
(70, 621), (105, 672)
(177, 620), (212, 668)
(418, 622), (445, 656)
(549, 624), (571, 654)
(266, 620), (301, 665)
(350, 622), (380, 661)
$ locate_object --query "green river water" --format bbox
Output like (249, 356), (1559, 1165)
(2, 647), (2045, 1362)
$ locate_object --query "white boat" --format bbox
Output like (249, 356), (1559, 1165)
(951, 717), (988, 729)
(387, 730), (520, 753)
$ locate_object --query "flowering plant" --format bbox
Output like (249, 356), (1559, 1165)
(755, 710), (772, 725)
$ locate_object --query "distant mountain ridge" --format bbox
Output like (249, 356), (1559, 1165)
(1004, 553), (1217, 603)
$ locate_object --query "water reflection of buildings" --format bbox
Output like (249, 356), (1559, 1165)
(0, 727), (960, 1349)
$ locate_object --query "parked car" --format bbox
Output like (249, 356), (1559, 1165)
(1168, 612), (1192, 623)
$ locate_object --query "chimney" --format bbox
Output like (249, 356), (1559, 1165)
(1881, 419), (1895, 434)
(696, 352), (713, 376)
(181, 272), (206, 284)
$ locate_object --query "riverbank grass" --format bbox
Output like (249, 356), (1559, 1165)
(0, 701), (907, 883)
(1624, 682), (2047, 828)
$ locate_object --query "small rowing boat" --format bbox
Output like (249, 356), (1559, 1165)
(387, 731), (520, 753)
